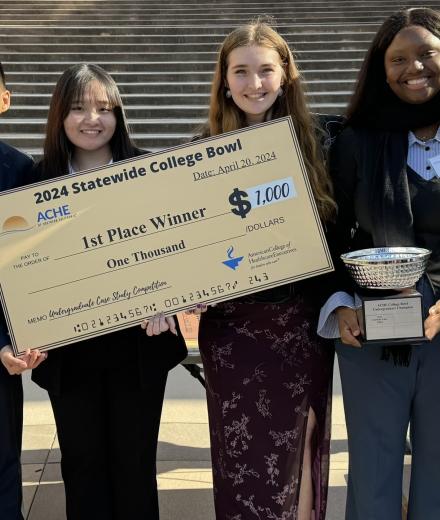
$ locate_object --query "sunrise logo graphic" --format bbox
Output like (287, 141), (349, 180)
(0, 216), (33, 236)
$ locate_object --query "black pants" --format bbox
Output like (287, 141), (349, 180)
(0, 366), (23, 520)
(49, 370), (168, 520)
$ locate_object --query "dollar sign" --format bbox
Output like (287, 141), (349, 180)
(229, 188), (251, 219)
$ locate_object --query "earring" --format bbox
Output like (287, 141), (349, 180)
(225, 89), (232, 98)
(277, 87), (284, 97)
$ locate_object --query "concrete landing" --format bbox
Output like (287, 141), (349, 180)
(21, 360), (355, 520)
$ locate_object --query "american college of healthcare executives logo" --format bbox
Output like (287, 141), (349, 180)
(222, 246), (244, 270)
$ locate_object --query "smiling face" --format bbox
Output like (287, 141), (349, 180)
(63, 79), (117, 153)
(226, 45), (284, 125)
(384, 25), (440, 104)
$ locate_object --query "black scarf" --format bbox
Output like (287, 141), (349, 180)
(351, 88), (440, 365)
(352, 85), (440, 131)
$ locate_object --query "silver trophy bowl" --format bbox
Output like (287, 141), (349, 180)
(341, 247), (431, 289)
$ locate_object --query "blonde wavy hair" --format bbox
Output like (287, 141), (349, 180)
(202, 22), (336, 221)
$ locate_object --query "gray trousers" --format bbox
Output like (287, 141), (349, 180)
(336, 277), (440, 520)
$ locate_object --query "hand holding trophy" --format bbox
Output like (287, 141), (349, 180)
(341, 247), (431, 344)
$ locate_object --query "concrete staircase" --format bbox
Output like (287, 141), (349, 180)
(1, 0), (440, 156)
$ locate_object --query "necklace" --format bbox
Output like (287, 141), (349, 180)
(414, 125), (439, 142)
(416, 134), (436, 142)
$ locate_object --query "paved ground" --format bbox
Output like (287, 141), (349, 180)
(21, 359), (410, 519)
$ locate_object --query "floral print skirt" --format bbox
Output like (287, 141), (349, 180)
(199, 296), (334, 520)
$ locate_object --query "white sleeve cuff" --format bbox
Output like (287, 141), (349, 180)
(317, 291), (356, 339)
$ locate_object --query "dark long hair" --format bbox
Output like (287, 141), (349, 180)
(40, 63), (136, 179)
(346, 7), (440, 125)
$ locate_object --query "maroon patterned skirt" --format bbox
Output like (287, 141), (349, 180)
(199, 295), (334, 520)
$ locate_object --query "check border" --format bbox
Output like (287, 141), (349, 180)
(0, 117), (333, 354)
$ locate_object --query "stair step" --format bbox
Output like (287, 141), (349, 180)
(4, 69), (360, 82)
(0, 42), (371, 52)
(9, 91), (352, 106)
(3, 59), (365, 72)
(1, 49), (368, 61)
(0, 24), (382, 35)
(0, 33), (376, 44)
(0, 17), (400, 26)
(0, 119), (205, 133)
(7, 80), (355, 94)
(6, 106), (210, 118)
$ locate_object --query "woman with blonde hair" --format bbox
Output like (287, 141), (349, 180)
(196, 21), (337, 520)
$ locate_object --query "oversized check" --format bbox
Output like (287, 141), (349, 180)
(0, 117), (333, 354)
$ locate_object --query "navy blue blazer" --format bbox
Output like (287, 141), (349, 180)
(0, 141), (34, 349)
(0, 140), (33, 190)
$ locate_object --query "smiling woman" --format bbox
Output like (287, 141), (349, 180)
(384, 25), (440, 105)
(31, 64), (187, 520)
(63, 81), (117, 164)
(194, 21), (337, 520)
(325, 7), (440, 519)
(226, 45), (284, 125)
(38, 64), (136, 181)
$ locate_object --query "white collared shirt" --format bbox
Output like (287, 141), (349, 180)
(68, 158), (114, 174)
(408, 126), (440, 180)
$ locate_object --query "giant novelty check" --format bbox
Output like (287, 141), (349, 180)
(0, 117), (333, 354)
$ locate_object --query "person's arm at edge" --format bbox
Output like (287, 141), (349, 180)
(318, 127), (362, 346)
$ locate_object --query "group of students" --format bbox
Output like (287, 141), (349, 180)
(2, 6), (440, 520)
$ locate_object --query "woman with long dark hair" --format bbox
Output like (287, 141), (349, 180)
(324, 7), (440, 519)
(32, 63), (187, 520)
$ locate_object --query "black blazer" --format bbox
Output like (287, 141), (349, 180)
(31, 152), (187, 394)
(0, 140), (33, 187)
(0, 142), (34, 348)
(329, 125), (420, 294)
(273, 114), (346, 309)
